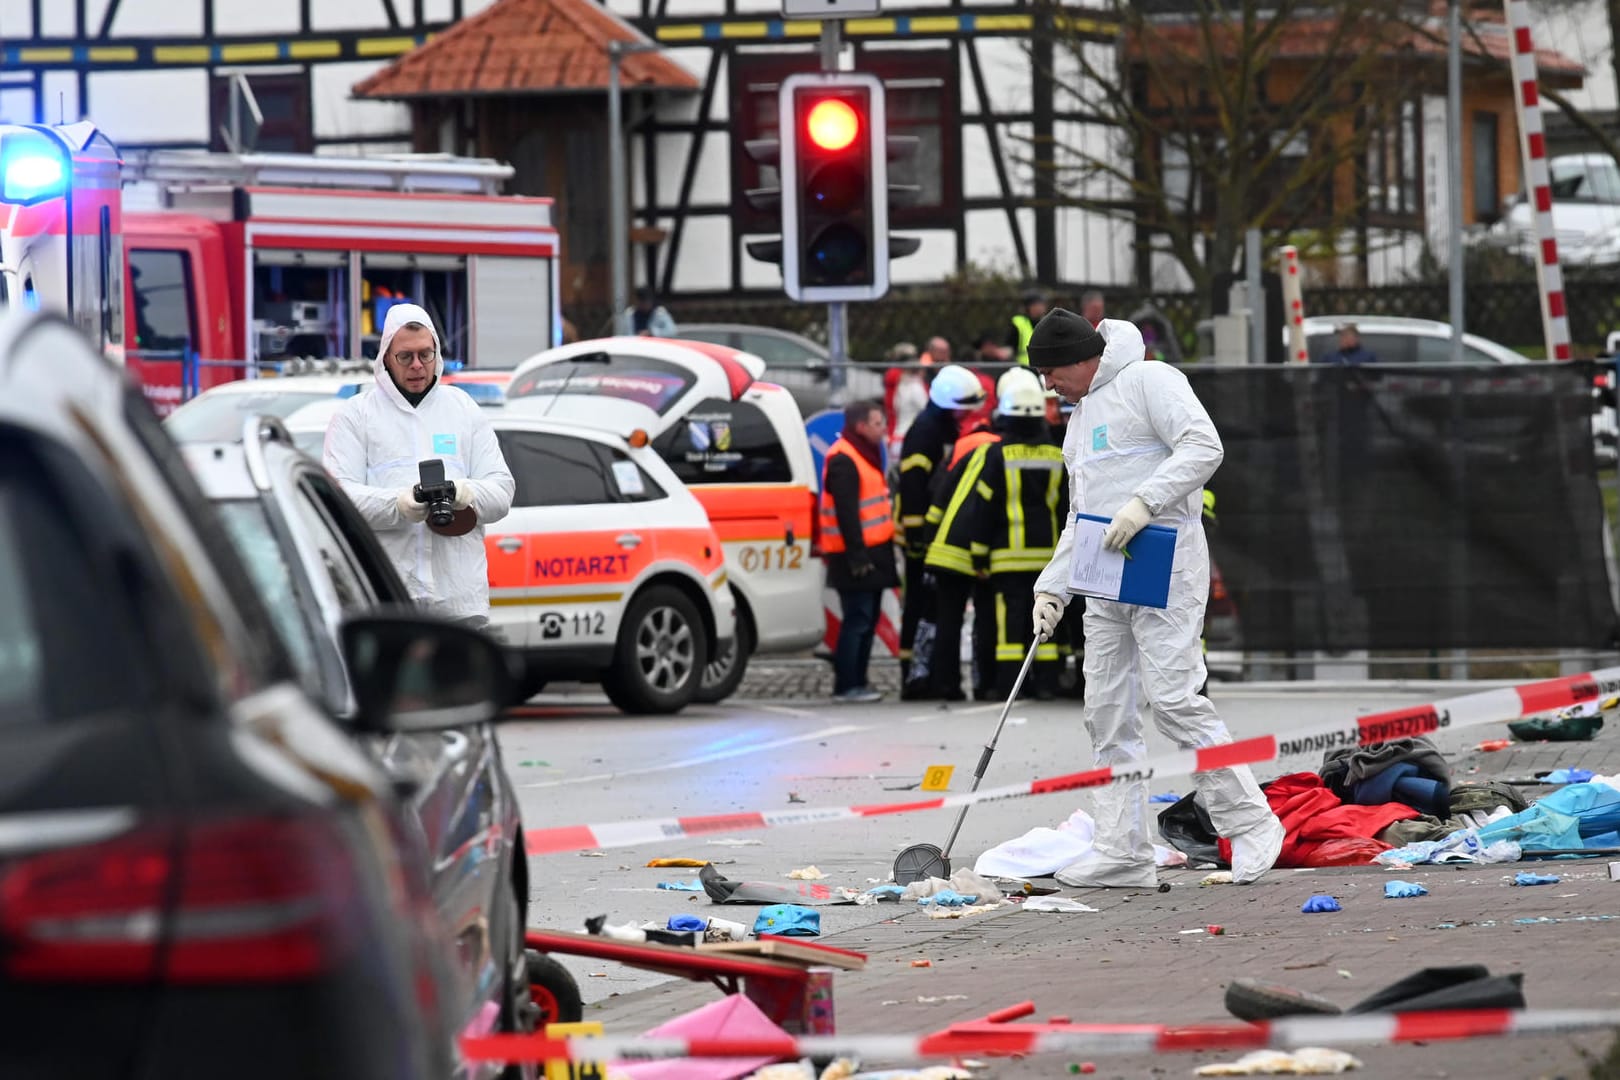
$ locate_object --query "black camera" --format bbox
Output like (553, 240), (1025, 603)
(413, 459), (458, 529)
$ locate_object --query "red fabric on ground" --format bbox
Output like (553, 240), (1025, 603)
(1217, 772), (1418, 868)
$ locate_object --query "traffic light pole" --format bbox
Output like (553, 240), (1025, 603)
(820, 19), (851, 405)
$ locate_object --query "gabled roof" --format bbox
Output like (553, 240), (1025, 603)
(352, 0), (698, 100)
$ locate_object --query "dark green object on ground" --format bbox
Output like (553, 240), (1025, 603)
(1506, 714), (1604, 743)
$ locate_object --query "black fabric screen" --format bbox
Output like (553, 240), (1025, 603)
(1187, 362), (1618, 650)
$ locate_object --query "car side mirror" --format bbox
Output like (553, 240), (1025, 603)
(340, 615), (516, 733)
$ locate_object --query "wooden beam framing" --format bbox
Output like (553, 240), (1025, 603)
(96, 0), (123, 37)
(964, 38), (1030, 275)
(660, 50), (724, 297)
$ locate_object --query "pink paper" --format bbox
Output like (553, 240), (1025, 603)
(614, 993), (789, 1080)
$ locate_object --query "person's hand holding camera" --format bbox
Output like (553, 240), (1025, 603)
(452, 480), (475, 511)
(396, 487), (430, 523)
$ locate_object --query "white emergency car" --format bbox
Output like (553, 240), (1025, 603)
(504, 338), (826, 702)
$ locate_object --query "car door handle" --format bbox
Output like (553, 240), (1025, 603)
(616, 533), (643, 549)
(495, 536), (522, 553)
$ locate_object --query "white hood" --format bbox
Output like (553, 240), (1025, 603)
(373, 302), (445, 409)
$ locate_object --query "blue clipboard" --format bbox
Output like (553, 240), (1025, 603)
(1070, 512), (1177, 609)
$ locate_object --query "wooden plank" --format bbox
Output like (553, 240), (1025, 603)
(698, 938), (868, 971)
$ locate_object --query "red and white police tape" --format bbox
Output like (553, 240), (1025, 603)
(525, 666), (1620, 856)
(461, 1008), (1620, 1065)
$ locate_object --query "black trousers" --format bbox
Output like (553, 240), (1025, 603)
(928, 571), (974, 698)
(899, 551), (935, 686)
(992, 571), (1065, 695)
(970, 577), (998, 696)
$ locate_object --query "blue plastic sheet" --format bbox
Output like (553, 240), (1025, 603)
(1384, 880), (1429, 898)
(657, 879), (705, 891)
(1544, 768), (1596, 784)
(1477, 781), (1620, 852)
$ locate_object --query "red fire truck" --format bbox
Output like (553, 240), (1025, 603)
(2, 121), (561, 416)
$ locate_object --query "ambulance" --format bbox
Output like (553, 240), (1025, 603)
(504, 338), (827, 701)
(1, 120), (561, 416)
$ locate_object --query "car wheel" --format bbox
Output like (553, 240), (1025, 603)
(525, 951), (583, 1027)
(695, 613), (753, 704)
(604, 585), (707, 714)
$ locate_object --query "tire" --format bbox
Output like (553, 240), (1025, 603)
(526, 951), (584, 1027)
(695, 612), (753, 704)
(604, 585), (707, 714)
(1224, 978), (1343, 1022)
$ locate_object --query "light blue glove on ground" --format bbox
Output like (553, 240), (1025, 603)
(1384, 880), (1429, 898)
(919, 889), (975, 907)
(1301, 894), (1342, 913)
(1514, 872), (1561, 886)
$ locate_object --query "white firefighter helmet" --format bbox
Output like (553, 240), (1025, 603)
(996, 367), (1048, 418)
(929, 364), (986, 410)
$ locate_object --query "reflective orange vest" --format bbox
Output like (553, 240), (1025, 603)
(949, 428), (1000, 467)
(818, 437), (895, 554)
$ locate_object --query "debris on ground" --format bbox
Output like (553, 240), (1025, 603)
(788, 792), (807, 804)
(656, 879), (705, 891)
(1194, 1048), (1362, 1075)
(1302, 895), (1342, 913)
(751, 904), (820, 937)
(900, 869), (1005, 905)
(648, 858), (710, 868)
(701, 864), (864, 906)
(707, 838), (766, 847)
(1201, 872), (1235, 886)
(1021, 896), (1099, 913)
(1383, 880), (1428, 898)
(1508, 711), (1604, 743)
(787, 865), (828, 880)
(1513, 872), (1561, 886)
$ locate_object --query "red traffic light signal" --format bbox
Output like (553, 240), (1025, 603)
(805, 98), (860, 152)
(778, 72), (888, 302)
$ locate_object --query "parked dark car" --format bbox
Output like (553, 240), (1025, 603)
(675, 322), (884, 415)
(177, 416), (582, 1065)
(0, 312), (516, 1078)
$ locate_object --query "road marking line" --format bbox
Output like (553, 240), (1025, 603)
(521, 724), (868, 789)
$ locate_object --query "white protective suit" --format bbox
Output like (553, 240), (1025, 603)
(324, 304), (515, 622)
(1034, 319), (1281, 886)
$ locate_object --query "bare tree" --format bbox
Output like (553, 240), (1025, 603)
(1038, 0), (1427, 304)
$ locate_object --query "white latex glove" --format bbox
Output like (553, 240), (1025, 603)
(452, 479), (475, 511)
(1033, 592), (1065, 643)
(396, 487), (429, 523)
(1101, 496), (1152, 552)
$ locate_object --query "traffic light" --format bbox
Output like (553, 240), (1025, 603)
(781, 72), (885, 302)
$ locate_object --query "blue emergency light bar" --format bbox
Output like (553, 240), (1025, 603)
(0, 128), (70, 206)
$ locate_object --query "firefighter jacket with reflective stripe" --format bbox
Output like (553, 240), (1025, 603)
(895, 403), (959, 549)
(949, 427), (1000, 468)
(933, 427), (1067, 575)
(819, 437), (895, 554)
(923, 440), (994, 577)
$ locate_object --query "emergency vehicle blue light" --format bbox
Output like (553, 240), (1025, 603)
(452, 382), (505, 405)
(1, 149), (66, 205)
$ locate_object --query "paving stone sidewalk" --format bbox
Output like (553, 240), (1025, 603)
(575, 721), (1620, 1079)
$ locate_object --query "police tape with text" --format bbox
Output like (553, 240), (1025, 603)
(524, 667), (1620, 856)
(460, 1007), (1620, 1066)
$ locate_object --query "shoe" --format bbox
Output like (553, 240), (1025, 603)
(1054, 849), (1158, 889)
(973, 688), (1001, 703)
(832, 687), (882, 704)
(1229, 814), (1285, 884)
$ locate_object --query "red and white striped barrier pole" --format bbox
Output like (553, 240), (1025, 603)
(1278, 245), (1309, 363)
(461, 1008), (1620, 1065)
(1504, 0), (1574, 362)
(525, 666), (1620, 855)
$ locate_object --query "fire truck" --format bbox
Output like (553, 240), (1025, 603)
(1, 121), (562, 415)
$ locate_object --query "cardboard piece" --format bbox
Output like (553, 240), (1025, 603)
(698, 937), (868, 971)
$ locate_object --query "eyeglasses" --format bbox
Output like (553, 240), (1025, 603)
(389, 350), (435, 368)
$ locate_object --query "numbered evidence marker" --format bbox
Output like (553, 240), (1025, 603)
(921, 764), (954, 791)
(544, 1021), (606, 1080)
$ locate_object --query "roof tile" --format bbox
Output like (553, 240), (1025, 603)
(352, 0), (699, 98)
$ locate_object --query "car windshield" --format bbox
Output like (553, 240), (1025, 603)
(1549, 159), (1620, 202)
(506, 354), (697, 415)
(166, 390), (343, 443)
(214, 498), (322, 689)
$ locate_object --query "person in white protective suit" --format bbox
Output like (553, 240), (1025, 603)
(1026, 308), (1284, 887)
(324, 303), (515, 627)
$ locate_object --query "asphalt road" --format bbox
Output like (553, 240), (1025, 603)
(496, 678), (1468, 1003)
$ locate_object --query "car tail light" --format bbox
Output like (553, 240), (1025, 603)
(0, 815), (362, 984)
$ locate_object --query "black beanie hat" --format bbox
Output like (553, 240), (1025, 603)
(1026, 307), (1105, 369)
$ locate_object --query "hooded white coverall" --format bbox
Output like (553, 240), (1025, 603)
(1035, 319), (1279, 886)
(324, 304), (515, 622)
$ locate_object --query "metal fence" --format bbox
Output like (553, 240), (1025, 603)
(570, 275), (1620, 364)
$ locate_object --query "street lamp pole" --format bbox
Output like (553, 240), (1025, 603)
(608, 39), (658, 335)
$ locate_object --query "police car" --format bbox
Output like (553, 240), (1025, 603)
(282, 400), (736, 715)
(505, 338), (825, 702)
